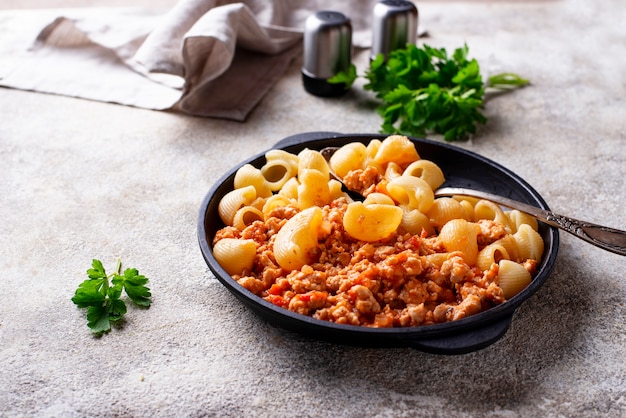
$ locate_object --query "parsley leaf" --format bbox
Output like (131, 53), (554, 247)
(86, 305), (112, 334)
(112, 268), (152, 307)
(71, 277), (107, 308)
(86, 259), (107, 279)
(329, 43), (529, 141)
(326, 63), (358, 89)
(72, 259), (151, 335)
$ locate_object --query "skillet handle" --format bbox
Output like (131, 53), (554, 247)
(407, 315), (513, 355)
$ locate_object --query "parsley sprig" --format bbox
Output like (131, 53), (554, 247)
(71, 259), (151, 335)
(329, 43), (529, 141)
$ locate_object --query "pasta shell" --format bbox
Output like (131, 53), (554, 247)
(384, 162), (403, 181)
(374, 135), (420, 166)
(513, 223), (544, 262)
(474, 200), (513, 233)
(265, 149), (299, 172)
(402, 160), (445, 189)
(328, 179), (345, 200)
(343, 202), (403, 242)
(365, 139), (382, 161)
(218, 185), (256, 226)
(401, 208), (435, 236)
(439, 219), (481, 265)
(427, 197), (467, 228)
(453, 195), (481, 207)
(249, 197), (266, 211)
(278, 177), (300, 200)
(274, 206), (323, 270)
(498, 259), (532, 299)
(363, 192), (396, 206)
(234, 164), (273, 198)
(493, 234), (520, 262)
(459, 199), (475, 222)
(506, 209), (539, 233)
(477, 243), (511, 272)
(232, 206), (264, 231)
(297, 169), (331, 209)
(213, 238), (257, 276)
(261, 159), (296, 191)
(386, 176), (434, 213)
(329, 142), (367, 178)
(297, 149), (329, 179)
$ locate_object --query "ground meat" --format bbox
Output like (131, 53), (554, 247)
(241, 220), (269, 242)
(213, 226), (240, 243)
(523, 258), (538, 275)
(476, 219), (508, 246)
(440, 254), (474, 285)
(267, 205), (299, 220)
(343, 166), (381, 196)
(398, 303), (430, 327)
(433, 294), (483, 322)
(398, 279), (429, 305)
(350, 285), (381, 314)
(287, 265), (327, 293)
(237, 276), (267, 295)
(288, 291), (328, 315)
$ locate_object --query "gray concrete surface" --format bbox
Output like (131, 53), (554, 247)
(1, 0), (625, 417)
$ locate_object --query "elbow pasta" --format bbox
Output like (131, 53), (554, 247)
(261, 160), (296, 191)
(427, 197), (468, 229)
(213, 238), (257, 276)
(474, 200), (513, 233)
(297, 169), (331, 209)
(234, 164), (273, 199)
(342, 202), (403, 242)
(438, 219), (481, 265)
(386, 176), (435, 213)
(232, 206), (264, 231)
(329, 142), (367, 178)
(264, 148), (299, 191)
(402, 160), (446, 190)
(298, 148), (330, 178)
(212, 136), (546, 328)
(401, 208), (435, 237)
(373, 135), (420, 166)
(218, 185), (257, 226)
(273, 206), (325, 270)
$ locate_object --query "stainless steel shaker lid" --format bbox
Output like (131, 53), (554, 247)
(371, 0), (418, 60)
(302, 11), (352, 80)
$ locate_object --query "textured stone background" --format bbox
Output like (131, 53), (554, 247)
(1, 0), (624, 416)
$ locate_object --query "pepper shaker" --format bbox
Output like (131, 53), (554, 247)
(370, 0), (418, 61)
(301, 11), (353, 97)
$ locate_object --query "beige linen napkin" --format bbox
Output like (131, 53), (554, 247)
(0, 0), (386, 121)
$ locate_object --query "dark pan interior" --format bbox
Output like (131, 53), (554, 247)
(198, 132), (559, 354)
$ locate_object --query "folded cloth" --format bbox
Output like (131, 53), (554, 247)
(0, 0), (383, 121)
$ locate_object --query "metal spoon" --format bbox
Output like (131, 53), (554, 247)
(436, 187), (626, 256)
(320, 147), (626, 256)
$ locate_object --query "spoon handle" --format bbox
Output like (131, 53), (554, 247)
(435, 187), (626, 256)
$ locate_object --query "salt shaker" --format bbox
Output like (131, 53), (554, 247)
(301, 11), (353, 97)
(370, 0), (418, 60)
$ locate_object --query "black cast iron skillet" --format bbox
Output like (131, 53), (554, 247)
(198, 132), (560, 355)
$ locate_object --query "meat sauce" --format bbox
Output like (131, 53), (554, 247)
(214, 197), (514, 328)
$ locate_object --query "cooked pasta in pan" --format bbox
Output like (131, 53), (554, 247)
(212, 136), (545, 327)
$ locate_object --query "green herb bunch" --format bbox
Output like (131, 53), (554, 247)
(71, 259), (152, 335)
(329, 43), (529, 141)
